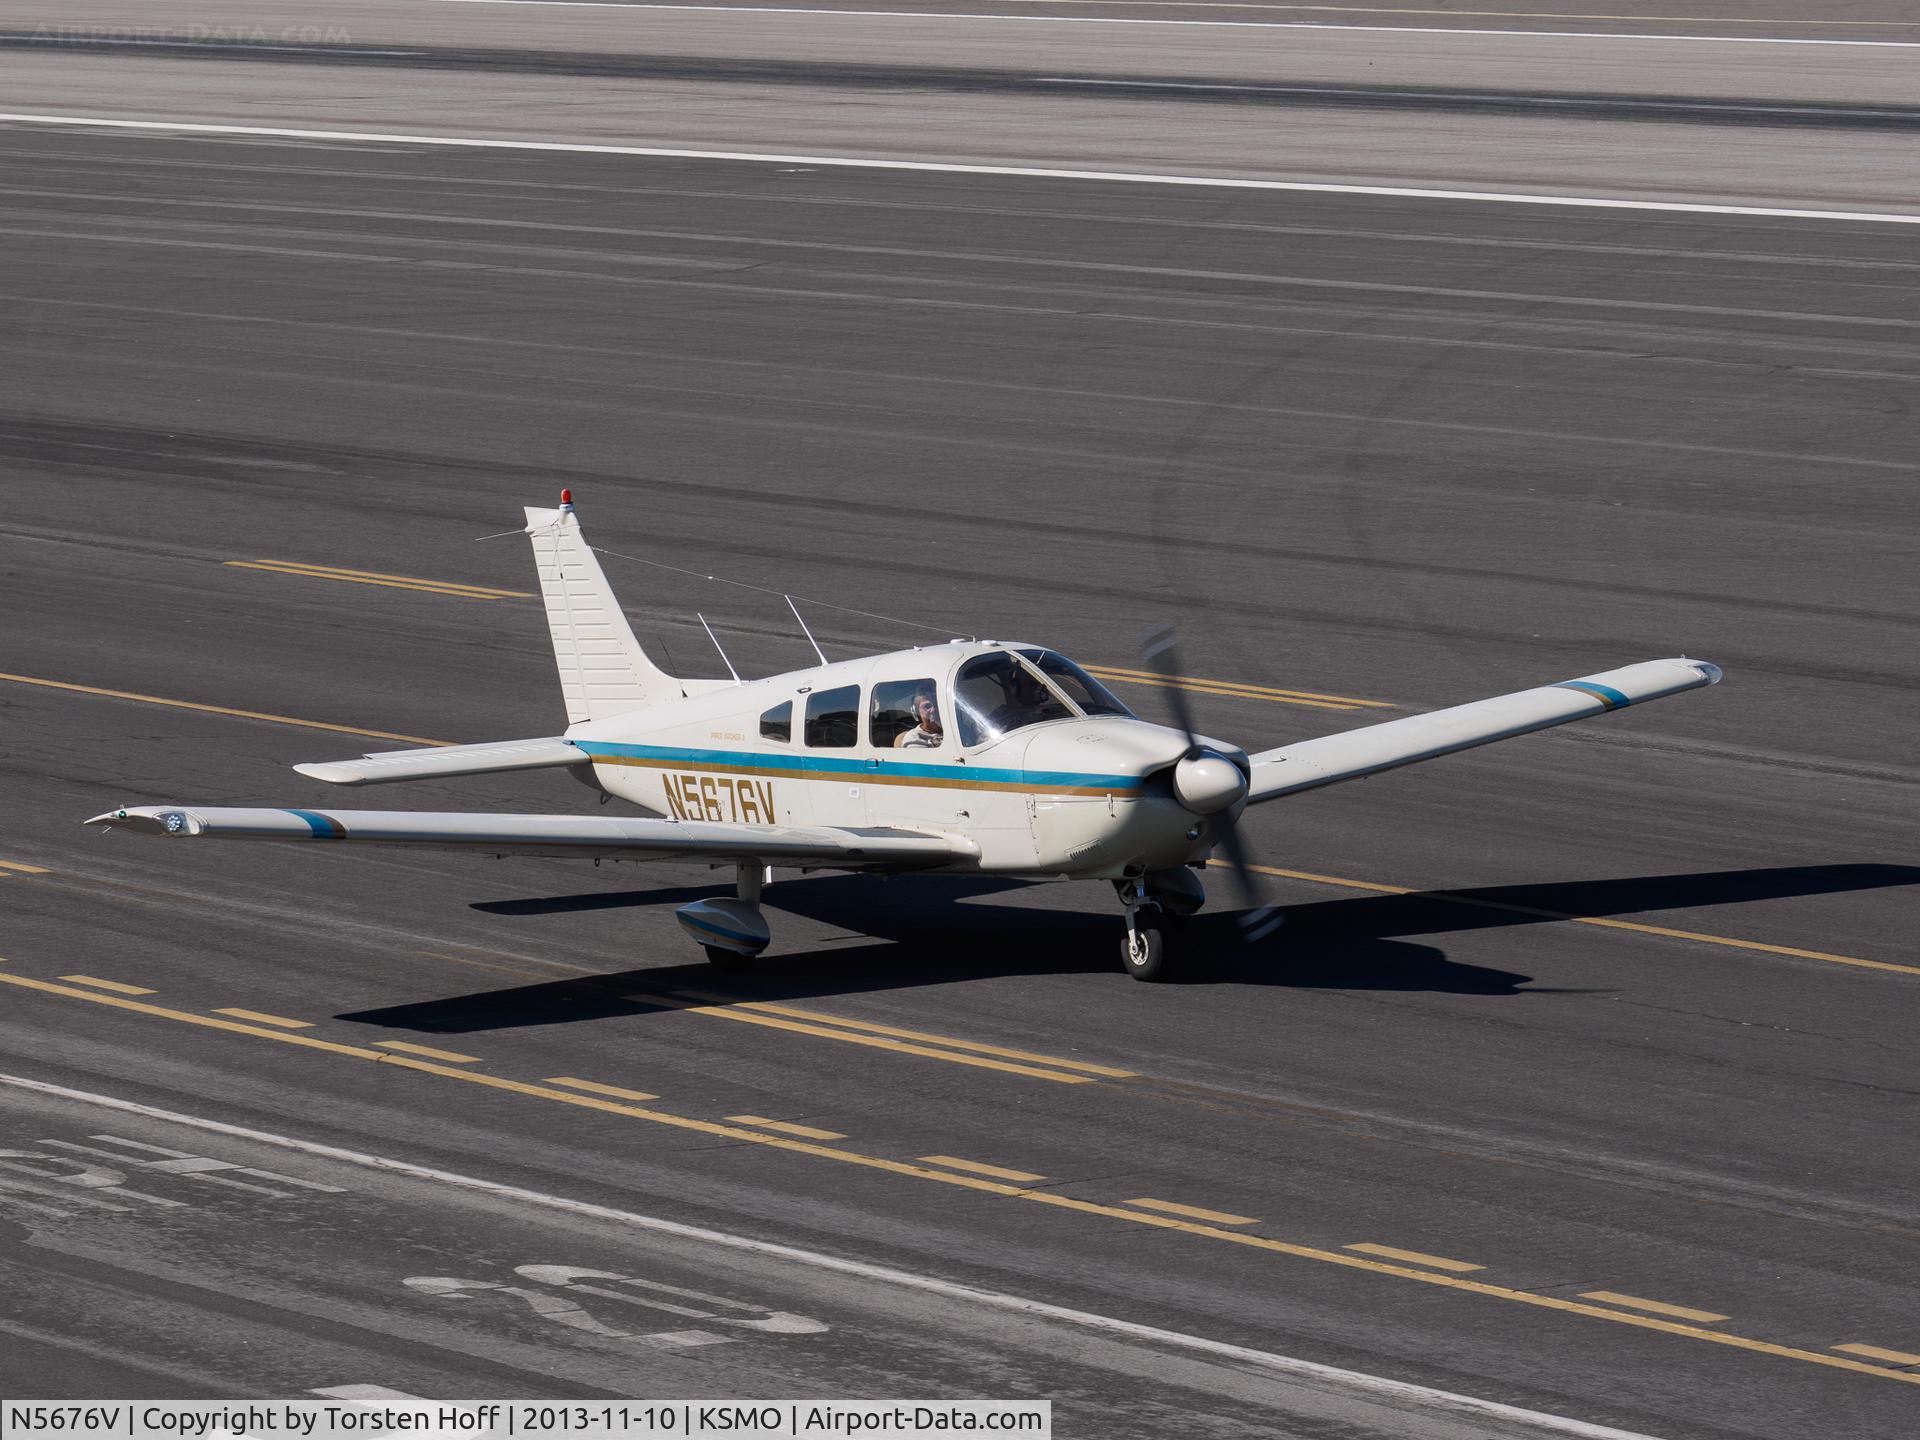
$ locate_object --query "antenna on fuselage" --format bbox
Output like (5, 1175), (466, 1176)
(786, 594), (829, 666)
(697, 613), (742, 684)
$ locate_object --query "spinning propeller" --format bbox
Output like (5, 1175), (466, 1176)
(1142, 626), (1286, 943)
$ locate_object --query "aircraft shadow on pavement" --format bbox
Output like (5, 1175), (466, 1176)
(338, 862), (1913, 1035)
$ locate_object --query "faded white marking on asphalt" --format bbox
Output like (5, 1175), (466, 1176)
(1, 1070), (1667, 1440)
(309, 1387), (431, 1401)
(0, 114), (1913, 225)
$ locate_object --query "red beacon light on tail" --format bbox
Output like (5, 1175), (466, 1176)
(559, 489), (574, 510)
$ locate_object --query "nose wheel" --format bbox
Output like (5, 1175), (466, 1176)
(1121, 910), (1174, 981)
(1117, 878), (1178, 982)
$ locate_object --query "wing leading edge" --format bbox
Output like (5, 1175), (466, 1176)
(86, 807), (973, 869)
(1246, 657), (1721, 804)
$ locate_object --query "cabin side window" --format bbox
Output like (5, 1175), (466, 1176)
(804, 685), (860, 748)
(871, 679), (943, 750)
(759, 700), (792, 743)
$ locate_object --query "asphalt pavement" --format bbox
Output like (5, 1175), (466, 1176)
(0, 7), (1917, 1438)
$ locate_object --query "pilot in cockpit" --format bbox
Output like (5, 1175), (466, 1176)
(987, 665), (1055, 734)
(893, 685), (944, 748)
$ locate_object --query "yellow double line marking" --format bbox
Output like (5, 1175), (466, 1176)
(225, 559), (532, 601)
(225, 558), (1391, 711)
(1084, 664), (1392, 713)
(1238, 864), (1920, 980)
(1, 964), (1915, 1388)
(0, 671), (450, 747)
(630, 989), (1133, 1084)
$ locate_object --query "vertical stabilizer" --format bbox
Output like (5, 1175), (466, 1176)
(524, 494), (680, 724)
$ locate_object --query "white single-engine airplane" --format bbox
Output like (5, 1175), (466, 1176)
(91, 495), (1722, 980)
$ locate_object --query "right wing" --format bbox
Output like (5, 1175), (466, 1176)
(293, 737), (587, 786)
(1246, 658), (1721, 804)
(87, 806), (973, 870)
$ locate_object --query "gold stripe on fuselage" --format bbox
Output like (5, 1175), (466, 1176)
(590, 753), (1140, 798)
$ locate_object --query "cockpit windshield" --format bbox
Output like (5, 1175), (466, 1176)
(953, 651), (1076, 746)
(1016, 649), (1133, 719)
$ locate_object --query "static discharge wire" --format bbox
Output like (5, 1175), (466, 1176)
(473, 522), (973, 653)
(587, 541), (968, 640)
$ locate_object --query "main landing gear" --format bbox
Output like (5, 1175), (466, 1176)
(675, 861), (773, 972)
(1115, 869), (1205, 982)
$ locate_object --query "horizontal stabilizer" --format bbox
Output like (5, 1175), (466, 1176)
(1247, 658), (1721, 804)
(86, 806), (973, 869)
(294, 737), (586, 786)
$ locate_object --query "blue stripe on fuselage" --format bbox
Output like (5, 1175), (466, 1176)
(573, 741), (1138, 791)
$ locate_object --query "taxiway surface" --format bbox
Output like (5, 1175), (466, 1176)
(1, 6), (1917, 1437)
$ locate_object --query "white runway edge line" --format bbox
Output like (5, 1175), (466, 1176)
(431, 1), (1920, 48)
(2, 114), (1916, 225)
(0, 1071), (1661, 1440)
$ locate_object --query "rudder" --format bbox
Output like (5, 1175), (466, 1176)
(523, 493), (680, 724)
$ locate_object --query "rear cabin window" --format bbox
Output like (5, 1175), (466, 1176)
(871, 679), (943, 750)
(759, 701), (792, 743)
(804, 685), (860, 748)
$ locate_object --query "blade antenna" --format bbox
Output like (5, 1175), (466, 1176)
(696, 613), (742, 684)
(786, 595), (828, 665)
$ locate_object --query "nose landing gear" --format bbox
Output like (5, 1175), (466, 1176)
(1116, 874), (1188, 982)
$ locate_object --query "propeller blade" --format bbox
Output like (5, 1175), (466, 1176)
(1139, 623), (1199, 751)
(1141, 625), (1283, 942)
(1212, 813), (1286, 944)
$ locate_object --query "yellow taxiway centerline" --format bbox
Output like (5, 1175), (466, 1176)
(719, 999), (1135, 1077)
(1833, 1343), (1920, 1366)
(919, 1155), (1047, 1183)
(1085, 664), (1396, 709)
(729, 1115), (849, 1141)
(0, 672), (451, 747)
(625, 990), (1099, 1084)
(59, 975), (156, 995)
(1125, 1197), (1259, 1225)
(1345, 1243), (1485, 1273)
(213, 1008), (313, 1029)
(375, 1040), (483, 1064)
(544, 1076), (660, 1103)
(221, 562), (1390, 712)
(1234, 863), (1920, 979)
(0, 964), (1916, 1387)
(226, 560), (532, 600)
(0, 860), (51, 875)
(1581, 1291), (1730, 1324)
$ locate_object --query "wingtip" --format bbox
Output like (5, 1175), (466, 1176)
(293, 761), (360, 784)
(85, 807), (194, 835)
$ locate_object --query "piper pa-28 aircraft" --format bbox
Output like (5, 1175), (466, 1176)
(91, 495), (1722, 980)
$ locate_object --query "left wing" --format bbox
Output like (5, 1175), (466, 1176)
(86, 807), (972, 869)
